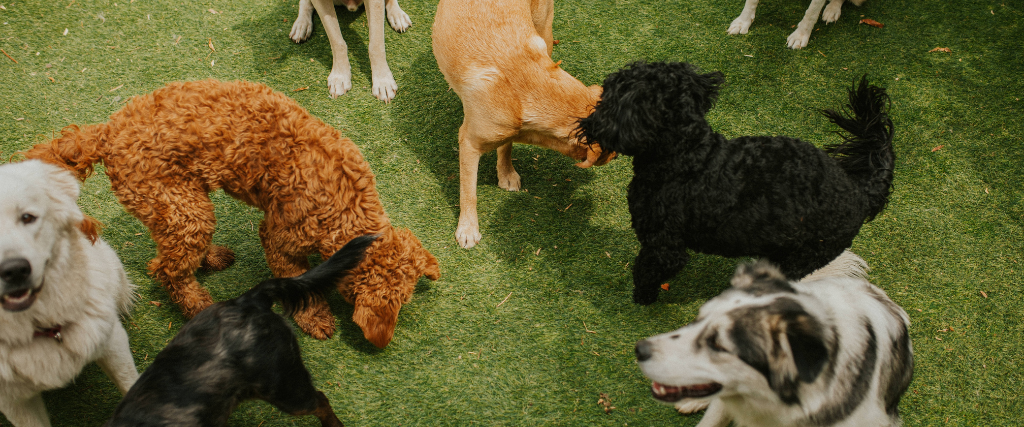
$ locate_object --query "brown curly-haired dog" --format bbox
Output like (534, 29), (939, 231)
(24, 79), (440, 348)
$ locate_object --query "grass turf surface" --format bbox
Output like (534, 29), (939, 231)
(1, 0), (1022, 425)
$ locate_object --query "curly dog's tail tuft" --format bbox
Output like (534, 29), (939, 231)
(821, 76), (895, 221)
(23, 124), (109, 181)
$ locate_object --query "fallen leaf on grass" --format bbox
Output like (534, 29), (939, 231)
(859, 18), (884, 28)
(108, 84), (123, 92)
(149, 301), (162, 307)
(292, 86), (309, 92)
(553, 39), (560, 45)
(931, 145), (944, 152)
(207, 38), (216, 52)
(208, 8), (220, 14)
(598, 393), (615, 414)
(980, 291), (988, 298)
(660, 283), (670, 291)
(928, 47), (952, 53)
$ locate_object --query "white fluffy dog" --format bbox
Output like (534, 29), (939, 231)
(636, 252), (913, 427)
(728, 0), (869, 49)
(0, 160), (138, 427)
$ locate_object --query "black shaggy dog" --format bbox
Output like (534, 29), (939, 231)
(105, 235), (377, 427)
(577, 62), (894, 305)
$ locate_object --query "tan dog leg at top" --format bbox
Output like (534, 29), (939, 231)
(308, 0), (354, 98)
(365, 0), (398, 102)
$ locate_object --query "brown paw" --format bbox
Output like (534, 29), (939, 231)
(201, 245), (236, 271)
(168, 282), (214, 318)
(292, 300), (337, 340)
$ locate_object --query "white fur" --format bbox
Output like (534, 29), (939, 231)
(0, 160), (138, 427)
(638, 254), (911, 427)
(727, 0), (870, 49)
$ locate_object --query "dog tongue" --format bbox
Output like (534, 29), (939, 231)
(650, 381), (722, 401)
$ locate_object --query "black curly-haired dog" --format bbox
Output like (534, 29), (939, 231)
(577, 62), (894, 305)
(105, 235), (377, 427)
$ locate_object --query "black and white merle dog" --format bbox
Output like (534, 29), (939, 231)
(105, 235), (377, 427)
(635, 253), (913, 427)
(576, 62), (895, 305)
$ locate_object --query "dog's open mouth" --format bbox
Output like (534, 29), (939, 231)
(1, 284), (41, 312)
(651, 381), (722, 401)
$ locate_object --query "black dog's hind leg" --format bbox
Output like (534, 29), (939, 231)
(260, 355), (344, 427)
(632, 245), (690, 304)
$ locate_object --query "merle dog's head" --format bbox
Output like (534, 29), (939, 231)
(576, 61), (724, 157)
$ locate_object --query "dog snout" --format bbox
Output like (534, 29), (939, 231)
(0, 258), (31, 285)
(635, 339), (654, 362)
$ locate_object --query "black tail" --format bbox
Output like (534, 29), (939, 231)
(236, 235), (377, 315)
(821, 75), (895, 221)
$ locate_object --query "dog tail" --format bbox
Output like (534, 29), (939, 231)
(821, 75), (895, 221)
(22, 124), (108, 181)
(799, 249), (870, 283)
(237, 235), (377, 316)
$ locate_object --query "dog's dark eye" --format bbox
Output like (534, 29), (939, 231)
(20, 213), (37, 224)
(707, 333), (728, 352)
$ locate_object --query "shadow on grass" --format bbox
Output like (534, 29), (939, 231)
(235, 2), (376, 85)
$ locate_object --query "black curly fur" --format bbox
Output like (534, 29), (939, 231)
(577, 62), (895, 305)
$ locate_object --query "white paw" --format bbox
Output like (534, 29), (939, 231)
(787, 28), (811, 49)
(675, 398), (711, 414)
(728, 16), (753, 35)
(387, 8), (412, 33)
(822, 2), (843, 23)
(372, 74), (398, 102)
(327, 69), (352, 98)
(289, 16), (313, 43)
(498, 170), (521, 192)
(455, 220), (481, 249)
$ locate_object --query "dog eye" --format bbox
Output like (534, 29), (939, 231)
(20, 213), (37, 224)
(707, 333), (728, 352)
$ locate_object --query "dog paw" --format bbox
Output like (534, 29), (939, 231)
(455, 221), (481, 249)
(727, 16), (753, 34)
(387, 8), (412, 33)
(675, 398), (711, 414)
(372, 74), (398, 103)
(498, 170), (521, 192)
(289, 17), (313, 43)
(821, 2), (843, 23)
(786, 29), (812, 49)
(200, 245), (236, 271)
(327, 69), (353, 98)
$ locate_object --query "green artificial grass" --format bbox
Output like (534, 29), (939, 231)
(1, 0), (1022, 425)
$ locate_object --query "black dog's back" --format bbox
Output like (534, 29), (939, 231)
(577, 62), (895, 304)
(105, 235), (376, 427)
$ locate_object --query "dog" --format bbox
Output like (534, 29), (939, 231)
(635, 253), (914, 427)
(24, 80), (440, 348)
(289, 0), (411, 102)
(727, 0), (868, 49)
(0, 160), (138, 427)
(576, 62), (894, 304)
(105, 235), (375, 427)
(432, 0), (616, 248)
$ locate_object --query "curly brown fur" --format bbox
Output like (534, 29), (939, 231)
(24, 80), (440, 348)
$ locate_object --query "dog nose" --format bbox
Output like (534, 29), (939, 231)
(0, 258), (31, 284)
(635, 340), (654, 362)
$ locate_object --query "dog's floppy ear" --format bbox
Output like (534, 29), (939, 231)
(576, 61), (724, 157)
(766, 306), (829, 404)
(352, 299), (400, 348)
(31, 160), (87, 230)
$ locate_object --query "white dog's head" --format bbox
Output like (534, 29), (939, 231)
(0, 160), (85, 312)
(636, 261), (834, 410)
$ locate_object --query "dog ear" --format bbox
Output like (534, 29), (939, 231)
(576, 62), (724, 157)
(78, 214), (104, 244)
(767, 310), (829, 404)
(352, 300), (400, 348)
(731, 260), (795, 295)
(33, 160), (87, 230)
